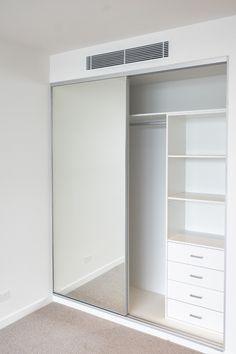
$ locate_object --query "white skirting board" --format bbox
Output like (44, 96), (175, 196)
(53, 295), (222, 354)
(0, 296), (52, 330)
(0, 292), (222, 353)
(58, 256), (124, 295)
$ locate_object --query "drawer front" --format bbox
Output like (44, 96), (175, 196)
(168, 261), (224, 291)
(168, 280), (224, 312)
(167, 299), (223, 333)
(168, 242), (224, 271)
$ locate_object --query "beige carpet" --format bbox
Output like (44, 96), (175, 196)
(0, 303), (202, 354)
(67, 264), (126, 314)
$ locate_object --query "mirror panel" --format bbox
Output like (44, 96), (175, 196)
(52, 77), (127, 314)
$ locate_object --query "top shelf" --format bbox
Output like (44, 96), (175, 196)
(168, 154), (226, 159)
(167, 108), (226, 119)
(130, 108), (226, 120)
(168, 192), (225, 204)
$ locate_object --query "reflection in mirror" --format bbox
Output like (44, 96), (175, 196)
(52, 78), (127, 314)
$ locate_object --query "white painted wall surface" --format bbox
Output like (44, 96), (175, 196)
(50, 16), (235, 84)
(50, 15), (236, 354)
(0, 41), (51, 327)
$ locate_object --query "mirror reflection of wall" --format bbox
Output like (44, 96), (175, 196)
(52, 78), (128, 314)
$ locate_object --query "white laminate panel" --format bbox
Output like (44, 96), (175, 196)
(168, 241), (224, 270)
(168, 280), (224, 312)
(168, 261), (224, 291)
(167, 299), (223, 333)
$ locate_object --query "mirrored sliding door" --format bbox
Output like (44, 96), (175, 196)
(52, 77), (128, 314)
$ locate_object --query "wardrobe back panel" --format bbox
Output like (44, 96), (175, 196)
(130, 64), (226, 114)
(129, 125), (166, 294)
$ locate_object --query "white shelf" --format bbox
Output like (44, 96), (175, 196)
(168, 192), (225, 204)
(168, 231), (224, 250)
(167, 108), (226, 119)
(130, 108), (226, 119)
(168, 155), (226, 159)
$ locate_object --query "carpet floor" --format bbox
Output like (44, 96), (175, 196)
(0, 303), (202, 354)
(67, 264), (126, 314)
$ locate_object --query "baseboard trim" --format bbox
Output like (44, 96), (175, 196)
(58, 256), (124, 295)
(53, 294), (220, 354)
(0, 295), (52, 330)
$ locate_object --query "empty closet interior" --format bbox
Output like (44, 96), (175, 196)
(128, 63), (227, 345)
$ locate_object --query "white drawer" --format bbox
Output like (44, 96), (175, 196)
(168, 261), (224, 291)
(167, 299), (223, 333)
(168, 280), (224, 312)
(168, 242), (224, 271)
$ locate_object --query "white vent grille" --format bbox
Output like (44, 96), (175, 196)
(86, 41), (169, 70)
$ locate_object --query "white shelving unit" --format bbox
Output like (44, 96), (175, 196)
(167, 108), (226, 335)
(128, 65), (227, 345)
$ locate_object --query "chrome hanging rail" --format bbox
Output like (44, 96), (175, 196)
(130, 120), (166, 127)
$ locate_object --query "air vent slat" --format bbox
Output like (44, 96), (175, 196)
(164, 41), (169, 57)
(126, 42), (164, 64)
(86, 41), (169, 70)
(89, 50), (124, 70)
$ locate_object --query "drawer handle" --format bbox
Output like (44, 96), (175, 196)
(190, 294), (203, 299)
(190, 254), (204, 259)
(190, 274), (203, 279)
(190, 314), (202, 320)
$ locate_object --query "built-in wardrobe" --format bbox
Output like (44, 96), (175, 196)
(52, 62), (227, 349)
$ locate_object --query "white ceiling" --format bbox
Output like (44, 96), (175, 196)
(0, 0), (236, 55)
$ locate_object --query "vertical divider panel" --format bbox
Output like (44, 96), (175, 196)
(126, 77), (130, 315)
(165, 114), (169, 317)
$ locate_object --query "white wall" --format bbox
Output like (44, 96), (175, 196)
(0, 41), (51, 327)
(50, 15), (236, 354)
(50, 16), (235, 84)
